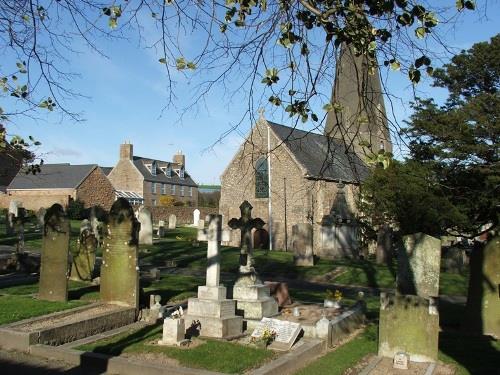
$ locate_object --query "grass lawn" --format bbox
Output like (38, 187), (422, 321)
(77, 324), (275, 374)
(296, 324), (378, 375)
(0, 280), (97, 325)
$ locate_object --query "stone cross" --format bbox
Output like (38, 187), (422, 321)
(197, 214), (230, 287)
(228, 201), (265, 276)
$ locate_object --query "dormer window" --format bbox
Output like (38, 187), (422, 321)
(151, 161), (157, 176)
(179, 167), (185, 179)
(166, 165), (172, 177)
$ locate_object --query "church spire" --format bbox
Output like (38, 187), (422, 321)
(324, 45), (392, 156)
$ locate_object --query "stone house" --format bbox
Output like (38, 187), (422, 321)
(6, 164), (115, 211)
(219, 45), (392, 258)
(107, 143), (198, 207)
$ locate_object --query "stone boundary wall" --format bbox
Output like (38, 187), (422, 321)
(136, 206), (218, 225)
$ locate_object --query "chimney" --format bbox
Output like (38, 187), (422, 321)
(173, 150), (185, 168)
(120, 142), (133, 160)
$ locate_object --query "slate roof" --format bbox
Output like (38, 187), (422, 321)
(8, 164), (98, 190)
(100, 167), (113, 176)
(268, 122), (369, 183)
(132, 157), (198, 187)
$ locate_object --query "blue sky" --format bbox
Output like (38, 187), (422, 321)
(4, 4), (499, 185)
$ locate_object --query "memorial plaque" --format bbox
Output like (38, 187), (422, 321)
(393, 352), (409, 369)
(251, 317), (302, 351)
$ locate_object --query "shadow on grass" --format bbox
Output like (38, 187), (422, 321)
(439, 330), (499, 375)
(89, 324), (160, 356)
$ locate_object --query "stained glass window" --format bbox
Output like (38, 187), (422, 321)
(255, 157), (269, 198)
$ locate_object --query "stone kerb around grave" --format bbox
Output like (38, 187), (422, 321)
(100, 198), (140, 308)
(39, 204), (70, 302)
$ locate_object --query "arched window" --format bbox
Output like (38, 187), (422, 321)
(255, 157), (269, 198)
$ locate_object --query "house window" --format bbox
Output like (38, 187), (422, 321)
(180, 186), (184, 196)
(189, 187), (193, 197)
(151, 182), (157, 194)
(152, 199), (157, 206)
(151, 161), (157, 176)
(255, 157), (269, 198)
(171, 184), (176, 195)
(179, 167), (185, 179)
(166, 165), (172, 177)
(161, 183), (166, 195)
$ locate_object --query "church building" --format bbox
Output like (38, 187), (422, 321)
(219, 46), (392, 258)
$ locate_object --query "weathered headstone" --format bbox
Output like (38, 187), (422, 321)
(37, 207), (47, 228)
(158, 317), (185, 346)
(398, 233), (441, 298)
(184, 214), (243, 338)
(39, 204), (70, 302)
(70, 220), (97, 281)
(137, 207), (153, 245)
(168, 214), (177, 229)
(6, 200), (19, 236)
(14, 207), (26, 254)
(292, 223), (314, 266)
(482, 238), (500, 338)
(376, 224), (393, 264)
(90, 206), (105, 247)
(228, 201), (278, 319)
(197, 219), (205, 230)
(157, 220), (165, 237)
(378, 293), (439, 362)
(251, 317), (302, 351)
(393, 352), (409, 369)
(100, 198), (140, 308)
(193, 209), (200, 227)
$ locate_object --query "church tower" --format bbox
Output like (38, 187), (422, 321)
(324, 45), (392, 156)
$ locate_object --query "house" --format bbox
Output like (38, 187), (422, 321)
(6, 164), (115, 211)
(219, 45), (392, 257)
(107, 143), (198, 207)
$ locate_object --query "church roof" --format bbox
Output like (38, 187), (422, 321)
(7, 164), (99, 190)
(268, 122), (369, 183)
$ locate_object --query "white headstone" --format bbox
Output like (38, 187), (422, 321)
(8, 201), (20, 217)
(168, 214), (177, 229)
(158, 317), (185, 346)
(193, 209), (200, 227)
(138, 207), (153, 245)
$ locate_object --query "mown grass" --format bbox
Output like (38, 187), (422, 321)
(296, 324), (378, 375)
(0, 295), (87, 325)
(77, 324), (275, 374)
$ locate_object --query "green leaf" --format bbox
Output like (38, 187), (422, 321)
(323, 103), (334, 112)
(368, 41), (377, 52)
(187, 62), (196, 70)
(176, 57), (186, 70)
(158, 58), (167, 64)
(390, 60), (401, 71)
(415, 27), (426, 39)
(109, 18), (117, 29)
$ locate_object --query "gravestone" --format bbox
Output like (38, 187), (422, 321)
(6, 200), (19, 236)
(70, 220), (97, 281)
(14, 208), (26, 254)
(376, 224), (393, 264)
(479, 237), (500, 338)
(193, 209), (200, 227)
(292, 223), (314, 266)
(228, 201), (278, 319)
(184, 214), (243, 338)
(398, 233), (441, 298)
(251, 317), (302, 351)
(168, 214), (177, 229)
(39, 204), (70, 302)
(137, 207), (153, 245)
(100, 198), (140, 308)
(158, 317), (185, 346)
(197, 219), (205, 230)
(37, 207), (47, 228)
(157, 220), (165, 237)
(393, 352), (409, 370)
(90, 207), (105, 247)
(378, 293), (439, 362)
(253, 227), (269, 250)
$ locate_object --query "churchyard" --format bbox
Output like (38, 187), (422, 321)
(0, 203), (498, 375)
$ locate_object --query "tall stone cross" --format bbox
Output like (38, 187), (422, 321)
(197, 214), (230, 287)
(228, 201), (265, 277)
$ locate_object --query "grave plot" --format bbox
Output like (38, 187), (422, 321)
(0, 199), (140, 352)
